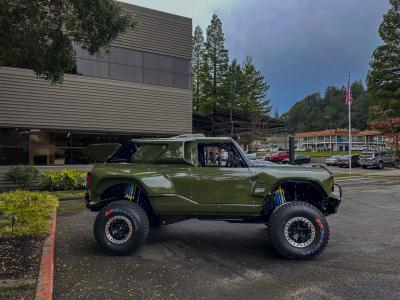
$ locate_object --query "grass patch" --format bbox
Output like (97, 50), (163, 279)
(51, 190), (85, 199)
(0, 190), (58, 237)
(300, 151), (362, 157)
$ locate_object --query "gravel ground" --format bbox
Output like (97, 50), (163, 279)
(54, 177), (400, 300)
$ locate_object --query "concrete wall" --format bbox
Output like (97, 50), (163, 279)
(0, 67), (192, 135)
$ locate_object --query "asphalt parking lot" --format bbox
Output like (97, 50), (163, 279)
(55, 177), (400, 300)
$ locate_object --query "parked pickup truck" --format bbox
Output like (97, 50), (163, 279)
(85, 134), (342, 259)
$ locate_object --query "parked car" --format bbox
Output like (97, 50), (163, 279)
(325, 155), (342, 166)
(282, 154), (311, 165)
(264, 151), (289, 162)
(337, 155), (360, 168)
(246, 153), (258, 161)
(86, 134), (342, 260)
(358, 151), (396, 169)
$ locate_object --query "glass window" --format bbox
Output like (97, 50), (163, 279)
(73, 44), (191, 90)
(76, 59), (109, 78)
(174, 58), (190, 74)
(0, 129), (29, 165)
(74, 44), (108, 62)
(197, 143), (246, 168)
(109, 47), (143, 67)
(143, 53), (173, 72)
(110, 64), (143, 83)
(143, 69), (173, 87)
(174, 74), (190, 89)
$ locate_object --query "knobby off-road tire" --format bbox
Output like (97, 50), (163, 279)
(94, 200), (149, 255)
(268, 201), (329, 259)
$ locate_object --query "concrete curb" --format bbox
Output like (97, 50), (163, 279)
(35, 213), (57, 300)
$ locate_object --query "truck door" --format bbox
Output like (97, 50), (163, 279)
(188, 141), (256, 214)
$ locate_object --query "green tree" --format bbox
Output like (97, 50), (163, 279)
(238, 56), (271, 150)
(192, 26), (205, 112)
(0, 0), (136, 83)
(367, 0), (400, 151)
(367, 0), (400, 115)
(224, 59), (243, 136)
(239, 56), (271, 114)
(282, 81), (369, 132)
(202, 14), (229, 114)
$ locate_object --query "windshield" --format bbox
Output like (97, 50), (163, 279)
(230, 139), (252, 167)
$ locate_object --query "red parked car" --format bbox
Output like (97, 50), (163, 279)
(264, 151), (289, 162)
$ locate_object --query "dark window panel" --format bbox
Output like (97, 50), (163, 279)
(109, 47), (143, 67)
(73, 44), (109, 62)
(110, 64), (143, 83)
(0, 129), (29, 165)
(174, 58), (190, 75)
(174, 74), (190, 89)
(76, 59), (109, 79)
(143, 53), (173, 72)
(143, 69), (173, 87)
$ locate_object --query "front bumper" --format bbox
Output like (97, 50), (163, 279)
(323, 184), (342, 215)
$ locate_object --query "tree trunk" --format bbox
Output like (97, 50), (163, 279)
(230, 107), (234, 137)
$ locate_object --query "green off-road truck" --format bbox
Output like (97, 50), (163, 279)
(85, 134), (342, 259)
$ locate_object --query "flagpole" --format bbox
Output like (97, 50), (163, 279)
(348, 72), (352, 174)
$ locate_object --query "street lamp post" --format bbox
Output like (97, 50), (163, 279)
(325, 116), (333, 153)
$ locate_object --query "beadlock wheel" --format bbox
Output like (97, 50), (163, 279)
(284, 216), (316, 248)
(94, 200), (149, 255)
(268, 201), (330, 259)
(105, 215), (133, 244)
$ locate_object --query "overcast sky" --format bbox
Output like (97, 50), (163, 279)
(124, 0), (389, 113)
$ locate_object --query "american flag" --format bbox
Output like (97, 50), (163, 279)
(345, 87), (353, 106)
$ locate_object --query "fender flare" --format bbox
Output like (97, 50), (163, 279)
(261, 178), (328, 217)
(270, 178), (328, 199)
(95, 177), (149, 199)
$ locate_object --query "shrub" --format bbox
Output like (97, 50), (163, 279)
(39, 171), (61, 191)
(6, 165), (39, 189)
(0, 190), (58, 237)
(79, 172), (87, 188)
(39, 169), (87, 191)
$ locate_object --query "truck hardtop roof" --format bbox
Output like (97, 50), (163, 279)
(132, 134), (232, 144)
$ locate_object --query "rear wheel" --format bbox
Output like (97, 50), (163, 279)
(94, 201), (149, 255)
(268, 201), (329, 259)
(378, 161), (384, 169)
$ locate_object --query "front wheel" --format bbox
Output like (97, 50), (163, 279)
(94, 201), (149, 255)
(268, 201), (329, 259)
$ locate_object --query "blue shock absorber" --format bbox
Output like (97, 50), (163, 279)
(274, 187), (286, 206)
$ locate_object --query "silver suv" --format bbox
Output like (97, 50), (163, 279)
(358, 151), (395, 169)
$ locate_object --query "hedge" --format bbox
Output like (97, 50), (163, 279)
(39, 169), (87, 191)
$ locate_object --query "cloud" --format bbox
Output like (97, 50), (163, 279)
(220, 0), (389, 112)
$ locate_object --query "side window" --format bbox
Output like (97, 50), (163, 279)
(197, 143), (246, 168)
